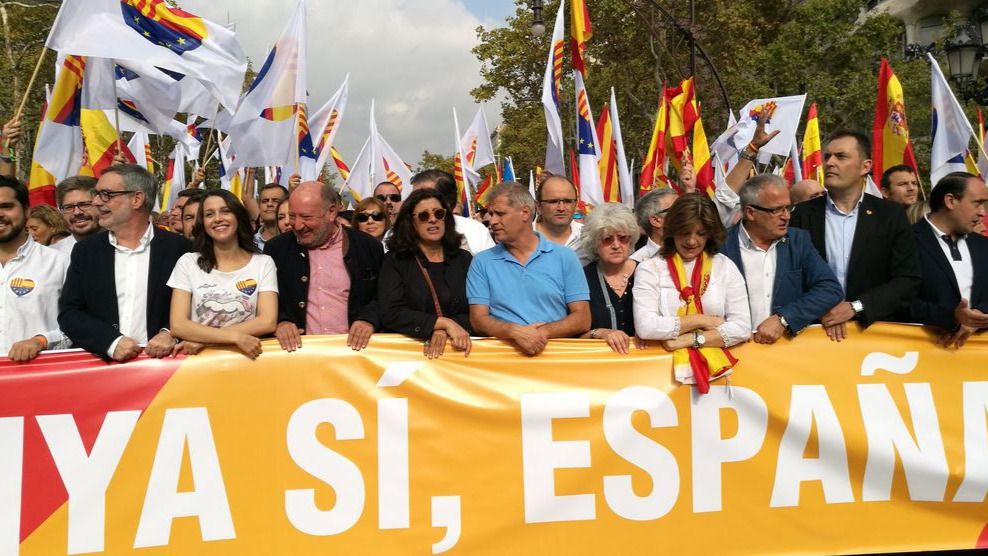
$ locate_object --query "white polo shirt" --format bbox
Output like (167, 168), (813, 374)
(0, 237), (70, 353)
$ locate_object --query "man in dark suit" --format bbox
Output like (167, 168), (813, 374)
(907, 172), (988, 347)
(722, 174), (843, 344)
(59, 165), (190, 361)
(264, 181), (383, 352)
(789, 131), (921, 341)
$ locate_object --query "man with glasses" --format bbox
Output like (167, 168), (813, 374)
(721, 174), (842, 344)
(630, 188), (677, 262)
(374, 181), (404, 221)
(59, 164), (191, 361)
(51, 176), (102, 255)
(535, 175), (589, 264)
(789, 131), (921, 341)
(467, 182), (590, 356)
(264, 181), (384, 352)
(254, 183), (289, 250)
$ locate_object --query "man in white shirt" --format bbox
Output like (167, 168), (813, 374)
(0, 176), (71, 361)
(410, 169), (495, 255)
(534, 175), (588, 264)
(58, 165), (190, 361)
(906, 172), (988, 347)
(630, 188), (677, 262)
(50, 176), (101, 255)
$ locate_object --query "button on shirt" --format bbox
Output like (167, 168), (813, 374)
(107, 222), (154, 357)
(306, 225), (350, 334)
(824, 193), (863, 292)
(0, 238), (70, 353)
(926, 216), (974, 302)
(738, 224), (780, 327)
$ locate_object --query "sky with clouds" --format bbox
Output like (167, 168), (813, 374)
(181, 0), (517, 167)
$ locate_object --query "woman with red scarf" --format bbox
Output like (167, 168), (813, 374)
(633, 194), (751, 393)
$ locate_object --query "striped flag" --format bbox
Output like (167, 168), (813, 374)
(872, 58), (919, 184)
(330, 146), (350, 181)
(570, 0), (592, 76)
(310, 74), (349, 179)
(127, 131), (154, 173)
(574, 70), (604, 207)
(32, 55), (86, 203)
(801, 103), (824, 182)
(596, 103), (620, 203)
(80, 57), (136, 176)
(159, 145), (186, 213)
(639, 88), (670, 193)
(540, 0), (566, 174)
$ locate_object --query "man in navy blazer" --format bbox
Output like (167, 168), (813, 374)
(907, 172), (988, 347)
(721, 174), (843, 343)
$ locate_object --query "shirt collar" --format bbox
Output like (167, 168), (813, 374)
(738, 222), (783, 252)
(108, 220), (154, 253)
(825, 190), (864, 217)
(312, 224), (344, 251)
(491, 232), (553, 260)
(925, 215), (965, 242)
(9, 235), (35, 262)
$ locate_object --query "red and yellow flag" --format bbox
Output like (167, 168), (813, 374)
(639, 90), (670, 193)
(475, 173), (495, 207)
(570, 0), (592, 75)
(872, 58), (918, 183)
(330, 146), (350, 181)
(801, 103), (824, 182)
(453, 150), (468, 207)
(596, 103), (620, 203)
(80, 110), (135, 177)
(665, 81), (690, 159)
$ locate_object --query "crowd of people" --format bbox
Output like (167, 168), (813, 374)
(1, 120), (986, 391)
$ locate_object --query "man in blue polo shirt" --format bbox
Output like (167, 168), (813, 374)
(468, 181), (590, 355)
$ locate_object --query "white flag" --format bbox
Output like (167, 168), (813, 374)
(609, 88), (634, 207)
(540, 0), (566, 175)
(159, 145), (186, 214)
(928, 52), (977, 187)
(310, 74), (350, 179)
(127, 131), (152, 171)
(460, 104), (496, 172)
(733, 95), (807, 160)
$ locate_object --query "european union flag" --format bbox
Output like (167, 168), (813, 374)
(121, 0), (205, 56)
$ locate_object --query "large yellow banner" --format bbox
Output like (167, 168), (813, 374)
(5, 323), (988, 555)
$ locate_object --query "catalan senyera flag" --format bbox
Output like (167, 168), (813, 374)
(596, 103), (620, 203)
(665, 80), (692, 161)
(570, 0), (592, 76)
(872, 58), (919, 184)
(639, 88), (670, 193)
(802, 103), (824, 182)
(126, 130), (153, 173)
(310, 74), (349, 179)
(330, 146), (350, 182)
(475, 173), (494, 207)
(296, 102), (318, 180)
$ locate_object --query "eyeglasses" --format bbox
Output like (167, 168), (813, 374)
(748, 204), (793, 217)
(356, 211), (385, 223)
(59, 201), (94, 214)
(415, 208), (446, 222)
(601, 234), (631, 246)
(93, 189), (138, 202)
(540, 198), (577, 206)
(376, 194), (402, 203)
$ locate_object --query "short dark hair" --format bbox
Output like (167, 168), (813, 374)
(930, 172), (977, 212)
(826, 130), (871, 160)
(880, 164), (916, 191)
(0, 175), (29, 210)
(177, 188), (206, 201)
(385, 187), (464, 257)
(411, 169), (455, 190)
(260, 183), (289, 198)
(56, 176), (97, 207)
(659, 193), (726, 258)
(192, 189), (260, 273)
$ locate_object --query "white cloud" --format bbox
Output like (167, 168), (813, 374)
(182, 0), (503, 168)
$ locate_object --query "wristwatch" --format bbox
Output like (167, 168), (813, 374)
(692, 330), (706, 348)
(777, 314), (790, 330)
(850, 300), (864, 314)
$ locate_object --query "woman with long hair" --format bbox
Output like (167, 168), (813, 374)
(167, 189), (279, 359)
(351, 197), (389, 241)
(633, 194), (750, 392)
(378, 188), (472, 358)
(27, 204), (70, 246)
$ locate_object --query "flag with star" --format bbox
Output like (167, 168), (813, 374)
(574, 70), (604, 207)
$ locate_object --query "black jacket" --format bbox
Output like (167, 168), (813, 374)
(58, 227), (190, 359)
(263, 228), (384, 332)
(789, 193), (921, 326)
(906, 220), (988, 331)
(377, 248), (472, 339)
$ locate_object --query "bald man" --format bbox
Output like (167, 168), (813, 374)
(791, 179), (825, 205)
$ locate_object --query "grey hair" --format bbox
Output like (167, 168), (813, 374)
(487, 181), (536, 217)
(739, 174), (787, 207)
(103, 164), (156, 213)
(580, 203), (641, 261)
(635, 188), (677, 234)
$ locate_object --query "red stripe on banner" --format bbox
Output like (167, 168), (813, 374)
(0, 351), (184, 542)
(977, 523), (988, 548)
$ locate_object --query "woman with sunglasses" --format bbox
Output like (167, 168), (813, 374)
(378, 188), (473, 358)
(167, 190), (279, 359)
(579, 203), (646, 354)
(351, 197), (389, 241)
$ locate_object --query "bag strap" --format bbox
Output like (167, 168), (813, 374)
(595, 265), (618, 330)
(414, 255), (444, 318)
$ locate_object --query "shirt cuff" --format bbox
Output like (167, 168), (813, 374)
(42, 330), (70, 351)
(107, 335), (123, 359)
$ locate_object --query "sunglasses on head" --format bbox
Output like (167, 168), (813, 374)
(356, 211), (385, 223)
(376, 194), (402, 203)
(415, 208), (447, 222)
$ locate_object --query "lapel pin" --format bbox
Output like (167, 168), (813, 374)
(865, 209), (873, 215)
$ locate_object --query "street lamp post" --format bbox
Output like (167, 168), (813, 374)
(530, 0), (546, 38)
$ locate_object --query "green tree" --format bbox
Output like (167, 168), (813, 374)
(417, 149), (455, 173)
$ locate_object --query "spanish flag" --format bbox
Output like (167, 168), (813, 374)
(570, 0), (592, 76)
(801, 103), (824, 182)
(684, 82), (714, 196)
(872, 58), (918, 183)
(596, 103), (620, 203)
(639, 89), (670, 193)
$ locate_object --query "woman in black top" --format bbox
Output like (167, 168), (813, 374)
(379, 188), (473, 358)
(579, 203), (645, 354)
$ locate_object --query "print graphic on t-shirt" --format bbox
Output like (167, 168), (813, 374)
(237, 278), (258, 296)
(196, 289), (253, 327)
(10, 277), (36, 297)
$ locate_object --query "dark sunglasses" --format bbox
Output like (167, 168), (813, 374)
(356, 211), (385, 223)
(415, 208), (447, 222)
(376, 194), (402, 203)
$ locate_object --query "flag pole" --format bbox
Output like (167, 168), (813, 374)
(4, 47), (48, 155)
(201, 128), (215, 168)
(111, 74), (124, 158)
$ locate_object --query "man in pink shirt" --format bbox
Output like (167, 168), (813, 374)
(264, 181), (384, 351)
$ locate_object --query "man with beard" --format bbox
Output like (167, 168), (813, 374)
(50, 176), (101, 255)
(0, 176), (72, 361)
(59, 165), (190, 361)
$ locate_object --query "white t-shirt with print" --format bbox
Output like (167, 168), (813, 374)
(167, 252), (278, 328)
